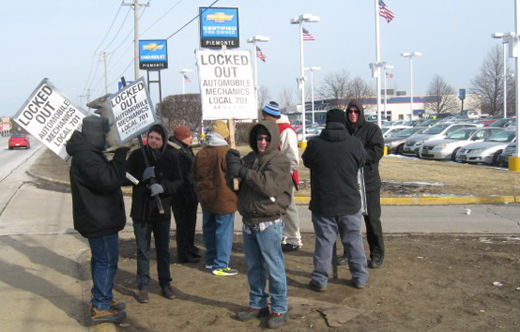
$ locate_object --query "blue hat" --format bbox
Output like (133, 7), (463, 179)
(262, 101), (281, 118)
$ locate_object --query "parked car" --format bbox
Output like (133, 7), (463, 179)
(8, 133), (30, 150)
(403, 123), (478, 157)
(384, 126), (427, 154)
(296, 125), (324, 141)
(455, 130), (516, 165)
(496, 141), (517, 167)
(419, 127), (506, 161)
(491, 117), (516, 129)
(381, 126), (411, 138)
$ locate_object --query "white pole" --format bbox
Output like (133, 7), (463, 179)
(181, 74), (186, 95)
(503, 42), (507, 118)
(310, 69), (315, 125)
(253, 41), (259, 93)
(133, 0), (139, 80)
(383, 70), (388, 121)
(374, 0), (382, 128)
(409, 57), (414, 121)
(515, 0), (520, 158)
(299, 21), (306, 142)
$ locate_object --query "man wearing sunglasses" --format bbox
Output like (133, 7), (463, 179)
(340, 100), (385, 269)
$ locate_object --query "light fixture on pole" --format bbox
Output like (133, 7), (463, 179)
(291, 13), (320, 146)
(247, 35), (270, 117)
(179, 69), (192, 95)
(401, 52), (422, 121)
(382, 63), (394, 121)
(304, 66), (321, 125)
(492, 32), (514, 119)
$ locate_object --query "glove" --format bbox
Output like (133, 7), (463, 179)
(149, 183), (164, 197)
(142, 166), (155, 182)
(226, 149), (242, 178)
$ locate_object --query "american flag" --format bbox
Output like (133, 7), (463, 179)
(303, 28), (316, 41)
(379, 0), (395, 23)
(386, 72), (394, 79)
(183, 74), (191, 83)
(256, 46), (266, 62)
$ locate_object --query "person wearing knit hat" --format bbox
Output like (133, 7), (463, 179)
(168, 125), (200, 264)
(261, 101), (303, 252)
(326, 109), (346, 126)
(212, 120), (230, 139)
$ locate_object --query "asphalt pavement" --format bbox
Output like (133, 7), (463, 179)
(0, 145), (518, 332)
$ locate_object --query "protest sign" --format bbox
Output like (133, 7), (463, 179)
(109, 77), (157, 144)
(14, 78), (88, 160)
(196, 49), (257, 120)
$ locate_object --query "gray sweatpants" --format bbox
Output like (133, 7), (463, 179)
(282, 187), (302, 246)
(311, 211), (369, 288)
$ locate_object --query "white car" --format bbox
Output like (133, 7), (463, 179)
(455, 130), (517, 165)
(381, 126), (411, 138)
(402, 123), (478, 157)
(420, 127), (505, 161)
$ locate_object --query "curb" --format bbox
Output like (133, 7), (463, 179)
(294, 195), (520, 205)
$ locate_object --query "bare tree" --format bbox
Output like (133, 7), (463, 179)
(470, 45), (508, 116)
(318, 70), (351, 100)
(347, 76), (374, 101)
(257, 85), (271, 118)
(156, 93), (202, 131)
(277, 87), (295, 110)
(424, 75), (457, 115)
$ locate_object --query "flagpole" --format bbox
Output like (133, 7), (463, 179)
(375, 0), (382, 128)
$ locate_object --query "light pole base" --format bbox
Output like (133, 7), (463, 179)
(298, 141), (308, 148)
(383, 146), (388, 156)
(508, 156), (520, 172)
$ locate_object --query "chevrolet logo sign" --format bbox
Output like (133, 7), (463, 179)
(142, 43), (164, 51)
(206, 12), (233, 23)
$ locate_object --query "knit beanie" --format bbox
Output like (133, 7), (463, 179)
(174, 125), (191, 140)
(255, 125), (270, 138)
(326, 109), (346, 125)
(81, 115), (109, 150)
(262, 101), (281, 118)
(212, 120), (229, 139)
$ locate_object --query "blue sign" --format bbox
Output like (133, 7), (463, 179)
(118, 80), (135, 91)
(139, 40), (168, 70)
(459, 88), (466, 100)
(199, 7), (239, 48)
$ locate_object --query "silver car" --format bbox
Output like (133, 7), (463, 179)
(385, 126), (427, 154)
(420, 127), (505, 161)
(403, 123), (478, 157)
(497, 141), (517, 167)
(455, 131), (517, 165)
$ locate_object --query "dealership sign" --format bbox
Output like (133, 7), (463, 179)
(13, 78), (88, 160)
(196, 49), (256, 120)
(199, 7), (239, 49)
(139, 40), (168, 70)
(109, 77), (157, 144)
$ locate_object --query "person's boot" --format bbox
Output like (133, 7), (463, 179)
(368, 256), (383, 269)
(110, 301), (126, 312)
(90, 306), (126, 325)
(236, 307), (270, 321)
(267, 312), (288, 329)
(161, 284), (176, 300)
(136, 290), (149, 303)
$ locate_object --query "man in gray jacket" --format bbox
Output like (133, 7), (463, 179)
(226, 121), (293, 329)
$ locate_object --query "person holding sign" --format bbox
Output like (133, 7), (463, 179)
(66, 115), (129, 325)
(193, 120), (238, 277)
(126, 124), (183, 303)
(226, 121), (292, 329)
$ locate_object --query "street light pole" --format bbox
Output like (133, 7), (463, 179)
(291, 14), (319, 147)
(513, 0), (520, 168)
(401, 52), (422, 121)
(247, 35), (269, 118)
(492, 32), (514, 119)
(383, 64), (394, 121)
(305, 66), (320, 125)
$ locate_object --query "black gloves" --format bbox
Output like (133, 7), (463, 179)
(226, 149), (247, 179)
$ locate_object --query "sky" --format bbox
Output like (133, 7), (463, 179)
(1, 0), (515, 117)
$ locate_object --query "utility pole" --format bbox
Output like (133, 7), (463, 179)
(122, 0), (150, 80)
(100, 51), (112, 94)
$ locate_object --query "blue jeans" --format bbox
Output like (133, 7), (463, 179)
(88, 233), (119, 310)
(311, 212), (368, 288)
(202, 210), (235, 269)
(243, 222), (288, 314)
(133, 219), (172, 289)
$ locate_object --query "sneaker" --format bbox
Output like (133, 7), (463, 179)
(281, 243), (300, 252)
(110, 301), (126, 312)
(368, 256), (383, 269)
(90, 306), (126, 325)
(161, 284), (176, 300)
(136, 290), (149, 303)
(337, 255), (349, 266)
(267, 312), (288, 329)
(205, 264), (213, 270)
(212, 267), (238, 276)
(353, 280), (367, 289)
(236, 307), (270, 321)
(308, 280), (326, 292)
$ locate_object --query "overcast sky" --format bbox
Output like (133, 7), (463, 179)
(1, 0), (515, 117)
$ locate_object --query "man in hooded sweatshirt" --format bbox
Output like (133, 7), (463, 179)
(302, 109), (369, 291)
(226, 121), (293, 329)
(126, 124), (183, 303)
(66, 115), (129, 325)
(339, 100), (385, 269)
(193, 120), (238, 277)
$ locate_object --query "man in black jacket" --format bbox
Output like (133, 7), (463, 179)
(66, 115), (129, 325)
(302, 109), (369, 290)
(340, 100), (385, 269)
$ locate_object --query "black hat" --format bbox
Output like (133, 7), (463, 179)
(82, 115), (109, 150)
(326, 109), (346, 124)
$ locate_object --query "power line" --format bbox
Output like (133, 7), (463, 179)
(140, 0), (185, 36)
(165, 0), (220, 40)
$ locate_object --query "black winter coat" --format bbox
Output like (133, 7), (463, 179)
(126, 144), (183, 222)
(346, 101), (384, 191)
(66, 130), (127, 238)
(167, 136), (198, 208)
(302, 123), (366, 216)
